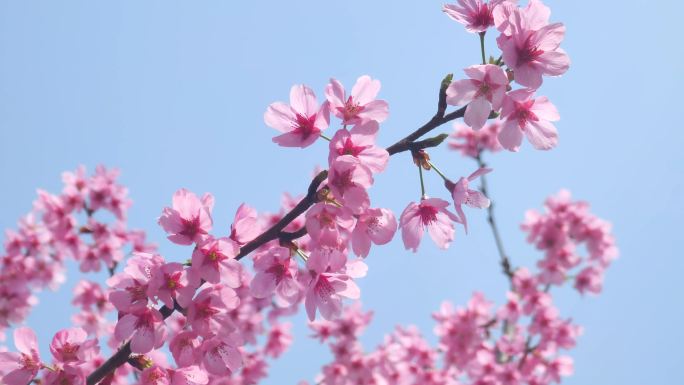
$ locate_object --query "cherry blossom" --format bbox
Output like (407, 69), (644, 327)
(325, 75), (389, 125)
(446, 167), (492, 232)
(230, 203), (261, 245)
(265, 84), (331, 148)
(446, 64), (509, 129)
(350, 207), (397, 258)
(158, 189), (213, 245)
(499, 89), (560, 151)
(442, 0), (511, 33)
(399, 198), (461, 251)
(190, 237), (241, 287)
(250, 246), (302, 303)
(49, 328), (98, 364)
(449, 121), (502, 157)
(302, 249), (367, 321)
(495, 0), (570, 89)
(328, 121), (389, 173)
(0, 327), (42, 385)
(113, 307), (166, 354)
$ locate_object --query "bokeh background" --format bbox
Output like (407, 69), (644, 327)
(1, 1), (682, 384)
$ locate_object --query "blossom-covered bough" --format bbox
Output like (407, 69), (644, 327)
(0, 1), (618, 385)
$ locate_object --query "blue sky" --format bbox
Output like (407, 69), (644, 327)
(1, 1), (682, 384)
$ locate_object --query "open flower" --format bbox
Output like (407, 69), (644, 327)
(442, 0), (511, 33)
(495, 0), (569, 89)
(250, 247), (302, 303)
(158, 189), (213, 245)
(446, 64), (509, 129)
(302, 249), (367, 321)
(351, 208), (397, 258)
(114, 307), (166, 354)
(328, 121), (389, 173)
(399, 198), (461, 251)
(264, 84), (330, 148)
(49, 328), (99, 364)
(498, 89), (559, 151)
(0, 328), (42, 385)
(325, 75), (389, 125)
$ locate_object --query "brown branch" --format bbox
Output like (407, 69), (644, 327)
(235, 170), (328, 261)
(86, 74), (469, 385)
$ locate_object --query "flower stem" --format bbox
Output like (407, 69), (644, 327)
(418, 164), (426, 198)
(320, 133), (331, 141)
(427, 160), (449, 182)
(479, 31), (487, 65)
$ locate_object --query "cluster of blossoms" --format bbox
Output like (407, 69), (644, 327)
(0, 166), (154, 338)
(303, 188), (615, 385)
(303, 293), (574, 385)
(0, 327), (100, 385)
(264, 75), (395, 320)
(0, 2), (616, 385)
(522, 190), (618, 294)
(444, 0), (569, 152)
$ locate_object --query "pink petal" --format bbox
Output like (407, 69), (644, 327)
(289, 85), (318, 117)
(498, 120), (524, 151)
(351, 75), (381, 106)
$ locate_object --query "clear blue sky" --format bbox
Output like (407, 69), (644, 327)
(1, 1), (682, 384)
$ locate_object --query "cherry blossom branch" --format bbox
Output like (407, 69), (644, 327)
(235, 169), (329, 261)
(86, 304), (178, 385)
(85, 75), (469, 385)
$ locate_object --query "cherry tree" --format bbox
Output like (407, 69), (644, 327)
(0, 1), (617, 385)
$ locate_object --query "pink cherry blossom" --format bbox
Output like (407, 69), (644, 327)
(169, 331), (201, 368)
(447, 167), (492, 232)
(351, 208), (397, 258)
(186, 284), (239, 337)
(49, 328), (98, 364)
(443, 0), (510, 33)
(113, 307), (166, 354)
(302, 249), (367, 321)
(264, 84), (330, 148)
(107, 252), (164, 312)
(263, 323), (293, 358)
(71, 280), (110, 312)
(495, 0), (569, 89)
(399, 198), (461, 252)
(190, 237), (241, 287)
(546, 356), (574, 383)
(305, 203), (355, 248)
(230, 203), (261, 245)
(449, 121), (502, 157)
(42, 365), (84, 385)
(325, 75), (389, 125)
(446, 64), (509, 129)
(574, 266), (604, 295)
(498, 89), (559, 151)
(250, 246), (302, 303)
(328, 121), (389, 173)
(327, 155), (373, 213)
(201, 335), (242, 375)
(147, 262), (197, 309)
(158, 189), (213, 245)
(0, 327), (42, 385)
